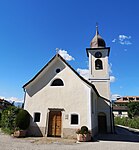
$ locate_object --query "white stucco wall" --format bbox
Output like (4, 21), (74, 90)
(91, 80), (110, 100)
(24, 57), (92, 136)
(90, 90), (99, 135)
(88, 49), (110, 101)
(88, 49), (109, 79)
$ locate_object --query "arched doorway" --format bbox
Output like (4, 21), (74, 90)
(98, 112), (107, 133)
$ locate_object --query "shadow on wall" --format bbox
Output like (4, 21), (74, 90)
(27, 116), (43, 137)
(26, 60), (66, 97)
(97, 97), (112, 134)
(98, 112), (107, 133)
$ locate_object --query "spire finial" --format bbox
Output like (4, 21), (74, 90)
(56, 48), (59, 54)
(96, 22), (99, 35)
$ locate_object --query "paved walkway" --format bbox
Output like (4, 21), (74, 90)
(0, 127), (139, 150)
(98, 126), (139, 142)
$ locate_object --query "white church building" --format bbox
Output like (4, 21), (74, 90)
(23, 26), (113, 138)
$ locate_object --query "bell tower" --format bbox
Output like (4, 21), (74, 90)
(86, 26), (110, 100)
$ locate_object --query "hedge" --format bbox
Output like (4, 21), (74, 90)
(114, 117), (139, 129)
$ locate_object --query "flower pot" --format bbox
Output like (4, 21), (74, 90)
(77, 133), (91, 142)
(13, 130), (27, 138)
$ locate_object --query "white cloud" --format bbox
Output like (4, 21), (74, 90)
(56, 48), (75, 61)
(119, 35), (131, 41)
(0, 96), (5, 100)
(119, 40), (132, 45)
(110, 76), (116, 83)
(77, 67), (116, 82)
(112, 34), (132, 45)
(77, 68), (89, 79)
(108, 63), (113, 74)
(8, 97), (23, 103)
(85, 60), (89, 68)
(118, 34), (132, 45)
(108, 63), (116, 83)
(111, 94), (121, 101)
(0, 96), (23, 103)
(112, 39), (116, 43)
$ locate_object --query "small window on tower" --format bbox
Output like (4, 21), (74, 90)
(95, 52), (102, 58)
(95, 59), (103, 70)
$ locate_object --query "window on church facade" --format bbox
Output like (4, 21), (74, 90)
(51, 79), (64, 86)
(95, 59), (103, 70)
(71, 114), (79, 125)
(34, 112), (41, 122)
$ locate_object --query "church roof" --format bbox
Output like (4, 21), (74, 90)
(23, 54), (100, 97)
(90, 25), (106, 48)
(23, 54), (111, 102)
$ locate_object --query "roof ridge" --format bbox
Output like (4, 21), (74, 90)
(23, 54), (101, 97)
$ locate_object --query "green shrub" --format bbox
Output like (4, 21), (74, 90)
(1, 107), (30, 134)
(15, 109), (30, 130)
(0, 112), (2, 127)
(128, 102), (139, 118)
(76, 126), (91, 135)
(114, 117), (139, 129)
(1, 106), (20, 134)
(1, 127), (13, 134)
(81, 126), (88, 133)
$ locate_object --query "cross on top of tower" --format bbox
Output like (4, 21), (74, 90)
(96, 22), (99, 35)
(90, 24), (106, 48)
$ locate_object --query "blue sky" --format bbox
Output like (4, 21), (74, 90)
(0, 0), (139, 102)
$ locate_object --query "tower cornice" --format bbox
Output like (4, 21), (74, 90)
(86, 47), (110, 57)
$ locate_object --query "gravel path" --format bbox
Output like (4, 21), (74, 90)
(1, 127), (139, 150)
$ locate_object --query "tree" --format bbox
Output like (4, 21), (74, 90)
(128, 102), (139, 118)
(0, 112), (2, 127)
(15, 109), (30, 130)
(1, 106), (20, 133)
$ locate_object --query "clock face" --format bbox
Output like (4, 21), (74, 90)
(95, 51), (102, 58)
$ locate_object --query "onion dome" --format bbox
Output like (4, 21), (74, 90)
(90, 26), (106, 48)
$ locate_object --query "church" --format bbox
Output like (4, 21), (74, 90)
(23, 26), (113, 138)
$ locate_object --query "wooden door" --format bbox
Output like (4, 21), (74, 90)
(48, 111), (62, 137)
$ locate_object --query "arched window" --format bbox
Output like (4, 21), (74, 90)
(51, 79), (64, 86)
(95, 59), (103, 70)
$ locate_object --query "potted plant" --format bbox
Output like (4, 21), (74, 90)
(14, 109), (30, 137)
(76, 126), (91, 142)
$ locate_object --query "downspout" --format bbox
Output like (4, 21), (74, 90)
(45, 109), (50, 136)
(88, 88), (92, 132)
(109, 100), (114, 133)
(22, 88), (26, 109)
